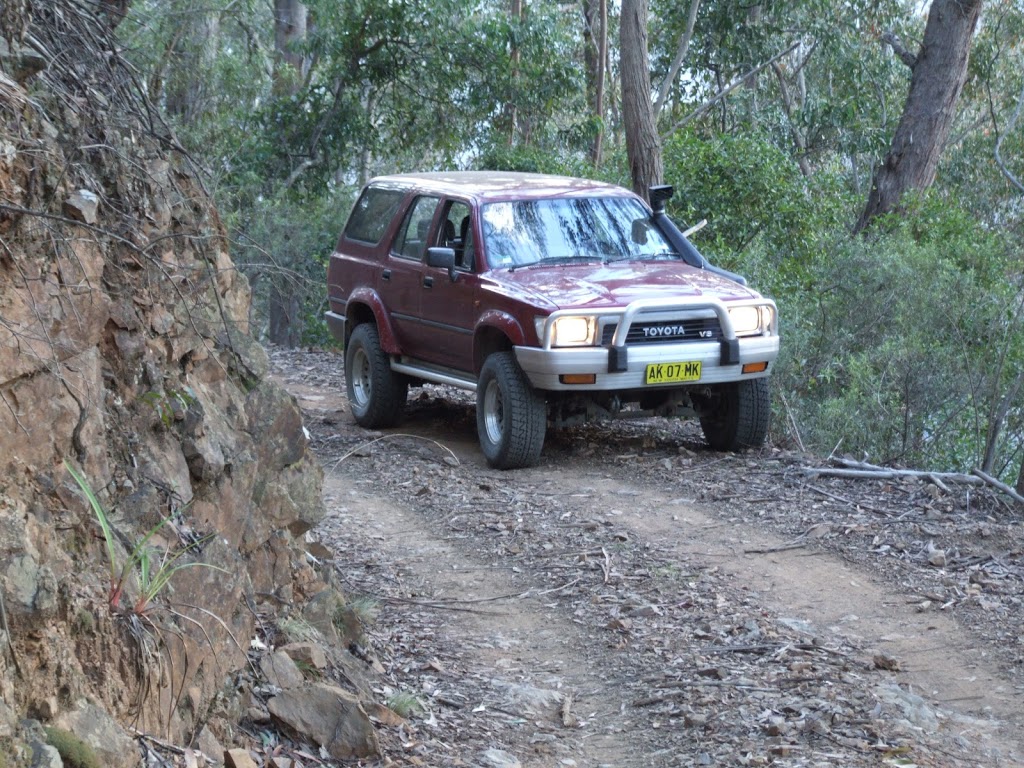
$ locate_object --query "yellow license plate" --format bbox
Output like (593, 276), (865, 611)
(645, 361), (701, 384)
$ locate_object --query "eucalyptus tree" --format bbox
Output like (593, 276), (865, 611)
(855, 0), (985, 232)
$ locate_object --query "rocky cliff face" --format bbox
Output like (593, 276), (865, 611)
(0, 5), (349, 763)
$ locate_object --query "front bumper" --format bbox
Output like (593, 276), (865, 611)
(515, 295), (779, 392)
(515, 335), (778, 391)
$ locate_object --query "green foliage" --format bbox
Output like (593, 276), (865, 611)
(476, 143), (594, 178)
(44, 728), (101, 768)
(227, 192), (351, 346)
(64, 460), (227, 614)
(737, 204), (1023, 471)
(661, 130), (848, 263)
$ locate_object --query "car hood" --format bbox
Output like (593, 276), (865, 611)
(485, 261), (762, 311)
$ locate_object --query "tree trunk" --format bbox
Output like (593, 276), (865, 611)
(583, 0), (607, 166)
(273, 0), (307, 99)
(620, 0), (662, 202)
(854, 0), (983, 233)
(164, 5), (221, 121)
(268, 0), (308, 347)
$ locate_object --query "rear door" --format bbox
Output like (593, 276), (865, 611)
(380, 195), (440, 353)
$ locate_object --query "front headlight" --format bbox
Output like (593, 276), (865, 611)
(536, 315), (597, 347)
(728, 305), (764, 336)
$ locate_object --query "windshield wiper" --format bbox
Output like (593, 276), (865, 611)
(604, 251), (683, 263)
(542, 254), (605, 266)
(510, 254), (603, 271)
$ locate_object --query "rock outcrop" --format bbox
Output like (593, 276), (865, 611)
(0, 3), (369, 763)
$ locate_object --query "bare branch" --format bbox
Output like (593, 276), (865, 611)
(771, 61), (811, 178)
(881, 30), (917, 69)
(671, 41), (799, 132)
(995, 78), (1024, 193)
(653, 0), (701, 119)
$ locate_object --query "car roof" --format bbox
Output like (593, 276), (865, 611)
(367, 171), (638, 204)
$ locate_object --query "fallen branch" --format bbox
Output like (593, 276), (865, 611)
(971, 468), (1024, 506)
(804, 466), (983, 485)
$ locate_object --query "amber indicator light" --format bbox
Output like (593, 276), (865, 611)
(560, 373), (598, 385)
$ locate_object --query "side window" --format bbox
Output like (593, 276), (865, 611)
(438, 200), (474, 271)
(344, 187), (404, 244)
(392, 196), (440, 261)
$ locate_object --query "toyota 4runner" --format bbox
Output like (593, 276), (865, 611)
(326, 172), (779, 469)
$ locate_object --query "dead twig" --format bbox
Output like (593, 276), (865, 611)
(380, 595), (509, 616)
(806, 484), (891, 516)
(532, 577), (582, 597)
(329, 434), (459, 469)
(634, 680), (777, 705)
(744, 541), (806, 555)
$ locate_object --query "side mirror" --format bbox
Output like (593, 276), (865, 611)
(426, 246), (457, 281)
(631, 217), (651, 245)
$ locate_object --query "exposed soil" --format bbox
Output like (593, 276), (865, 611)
(269, 346), (1024, 768)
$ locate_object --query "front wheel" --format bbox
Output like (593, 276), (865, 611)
(345, 323), (408, 428)
(697, 377), (770, 451)
(476, 352), (546, 469)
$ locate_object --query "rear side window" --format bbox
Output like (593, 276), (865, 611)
(344, 187), (405, 244)
(392, 196), (440, 261)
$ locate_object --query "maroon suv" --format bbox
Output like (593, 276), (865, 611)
(326, 172), (779, 469)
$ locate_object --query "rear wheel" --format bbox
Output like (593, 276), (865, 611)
(697, 377), (770, 451)
(476, 352), (546, 469)
(345, 323), (407, 428)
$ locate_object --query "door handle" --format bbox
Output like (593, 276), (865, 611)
(423, 276), (434, 288)
(382, 269), (391, 281)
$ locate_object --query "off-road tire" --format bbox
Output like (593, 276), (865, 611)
(698, 377), (770, 451)
(345, 323), (407, 428)
(476, 351), (546, 469)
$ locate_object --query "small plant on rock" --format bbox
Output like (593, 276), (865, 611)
(64, 459), (225, 614)
(64, 459), (240, 737)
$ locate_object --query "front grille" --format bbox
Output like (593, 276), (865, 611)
(601, 317), (722, 345)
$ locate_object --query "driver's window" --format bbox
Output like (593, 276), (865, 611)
(392, 196), (439, 261)
(439, 201), (474, 271)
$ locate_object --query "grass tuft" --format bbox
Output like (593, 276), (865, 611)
(44, 727), (101, 768)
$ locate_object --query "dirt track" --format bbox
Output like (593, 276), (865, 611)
(271, 346), (1024, 767)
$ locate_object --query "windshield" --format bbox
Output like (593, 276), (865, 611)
(480, 197), (676, 268)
